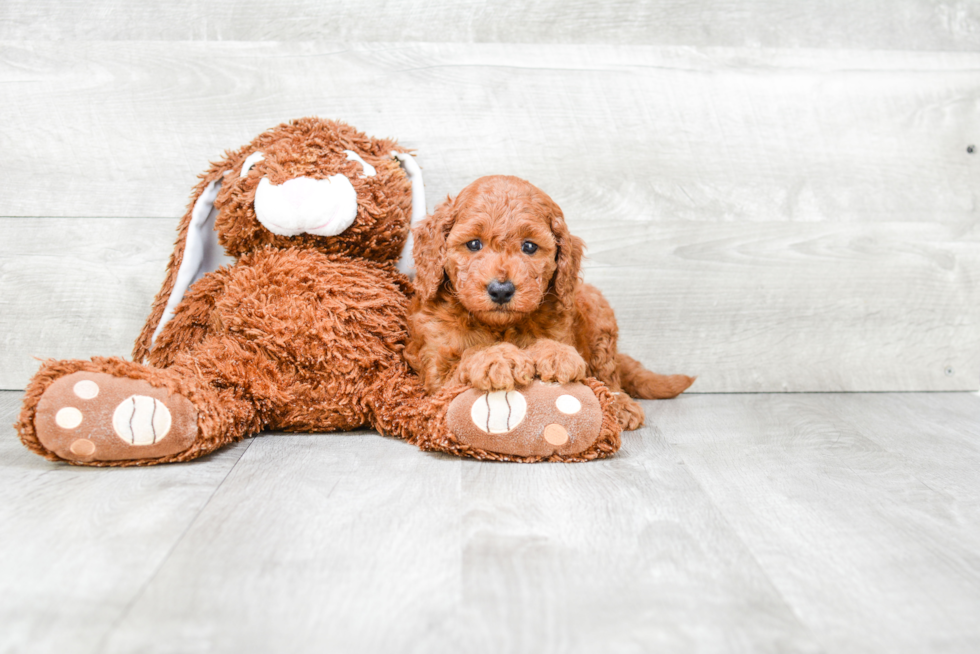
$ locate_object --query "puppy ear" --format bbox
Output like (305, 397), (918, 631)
(549, 206), (585, 310)
(132, 155), (238, 363)
(412, 195), (457, 303)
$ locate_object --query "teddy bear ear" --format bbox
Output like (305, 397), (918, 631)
(132, 161), (237, 363)
(392, 151), (427, 277)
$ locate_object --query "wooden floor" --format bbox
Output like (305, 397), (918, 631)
(2, 390), (979, 653)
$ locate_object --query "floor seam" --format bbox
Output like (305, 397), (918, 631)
(93, 438), (256, 654)
(658, 428), (830, 654)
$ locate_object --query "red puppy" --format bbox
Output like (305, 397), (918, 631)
(405, 175), (694, 429)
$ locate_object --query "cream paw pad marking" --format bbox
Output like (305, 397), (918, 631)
(34, 372), (198, 463)
(447, 380), (603, 458)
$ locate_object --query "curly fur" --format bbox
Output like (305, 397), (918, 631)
(134, 117), (413, 363)
(15, 123), (631, 466)
(15, 119), (445, 466)
(405, 175), (695, 430)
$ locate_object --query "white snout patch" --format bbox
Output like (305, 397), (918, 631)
(555, 394), (582, 414)
(112, 395), (172, 445)
(471, 390), (528, 434)
(343, 150), (376, 177)
(254, 175), (358, 237)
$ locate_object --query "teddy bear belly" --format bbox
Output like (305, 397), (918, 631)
(159, 250), (413, 432)
(266, 400), (371, 433)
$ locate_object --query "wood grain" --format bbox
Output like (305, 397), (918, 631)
(653, 392), (980, 654)
(577, 219), (980, 392)
(2, 42), (977, 392)
(0, 391), (250, 654)
(0, 390), (22, 423)
(1, 0), (978, 50)
(454, 429), (820, 653)
(99, 429), (820, 653)
(0, 218), (174, 390)
(4, 391), (980, 652)
(1, 43), (977, 225)
(3, 217), (977, 392)
(814, 392), (980, 506)
(100, 432), (466, 654)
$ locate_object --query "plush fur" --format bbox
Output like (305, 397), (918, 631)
(134, 119), (412, 364)
(18, 119), (442, 464)
(16, 120), (624, 466)
(405, 175), (695, 430)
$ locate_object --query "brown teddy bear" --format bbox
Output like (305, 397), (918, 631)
(15, 118), (622, 466)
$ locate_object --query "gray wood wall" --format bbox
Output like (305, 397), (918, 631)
(2, 2), (979, 392)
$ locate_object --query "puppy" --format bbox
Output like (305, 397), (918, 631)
(405, 175), (694, 430)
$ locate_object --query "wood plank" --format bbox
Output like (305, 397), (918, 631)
(0, 390), (251, 654)
(1, 0), (978, 50)
(100, 432), (466, 654)
(1, 43), (977, 226)
(4, 390), (980, 652)
(3, 217), (977, 392)
(453, 428), (820, 653)
(98, 429), (821, 653)
(0, 218), (173, 390)
(652, 393), (980, 653)
(578, 220), (980, 392)
(816, 392), (980, 505)
(0, 390), (22, 422)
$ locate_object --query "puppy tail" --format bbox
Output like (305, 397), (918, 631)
(616, 353), (695, 399)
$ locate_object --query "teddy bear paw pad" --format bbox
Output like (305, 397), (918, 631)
(34, 372), (198, 463)
(447, 380), (602, 458)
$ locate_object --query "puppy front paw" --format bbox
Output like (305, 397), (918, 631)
(457, 343), (536, 391)
(611, 393), (645, 431)
(528, 340), (588, 384)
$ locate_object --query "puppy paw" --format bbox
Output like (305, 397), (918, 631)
(457, 343), (536, 391)
(527, 340), (588, 384)
(611, 393), (645, 431)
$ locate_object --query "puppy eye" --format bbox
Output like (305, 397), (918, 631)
(465, 239), (483, 252)
(522, 241), (539, 255)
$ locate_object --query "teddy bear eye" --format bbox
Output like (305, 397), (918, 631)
(344, 150), (376, 178)
(466, 239), (482, 252)
(522, 241), (539, 255)
(240, 151), (265, 178)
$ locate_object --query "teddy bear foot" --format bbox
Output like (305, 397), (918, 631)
(446, 380), (607, 460)
(33, 371), (199, 463)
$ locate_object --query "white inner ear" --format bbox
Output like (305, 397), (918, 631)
(392, 151), (426, 276)
(343, 150), (376, 177)
(240, 151), (265, 178)
(150, 178), (235, 349)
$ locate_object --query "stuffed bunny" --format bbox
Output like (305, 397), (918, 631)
(15, 118), (621, 466)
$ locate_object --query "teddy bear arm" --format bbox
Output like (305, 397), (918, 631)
(146, 271), (230, 369)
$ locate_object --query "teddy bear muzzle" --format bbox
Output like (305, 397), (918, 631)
(254, 174), (359, 237)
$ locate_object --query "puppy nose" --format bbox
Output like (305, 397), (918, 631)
(487, 280), (516, 304)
